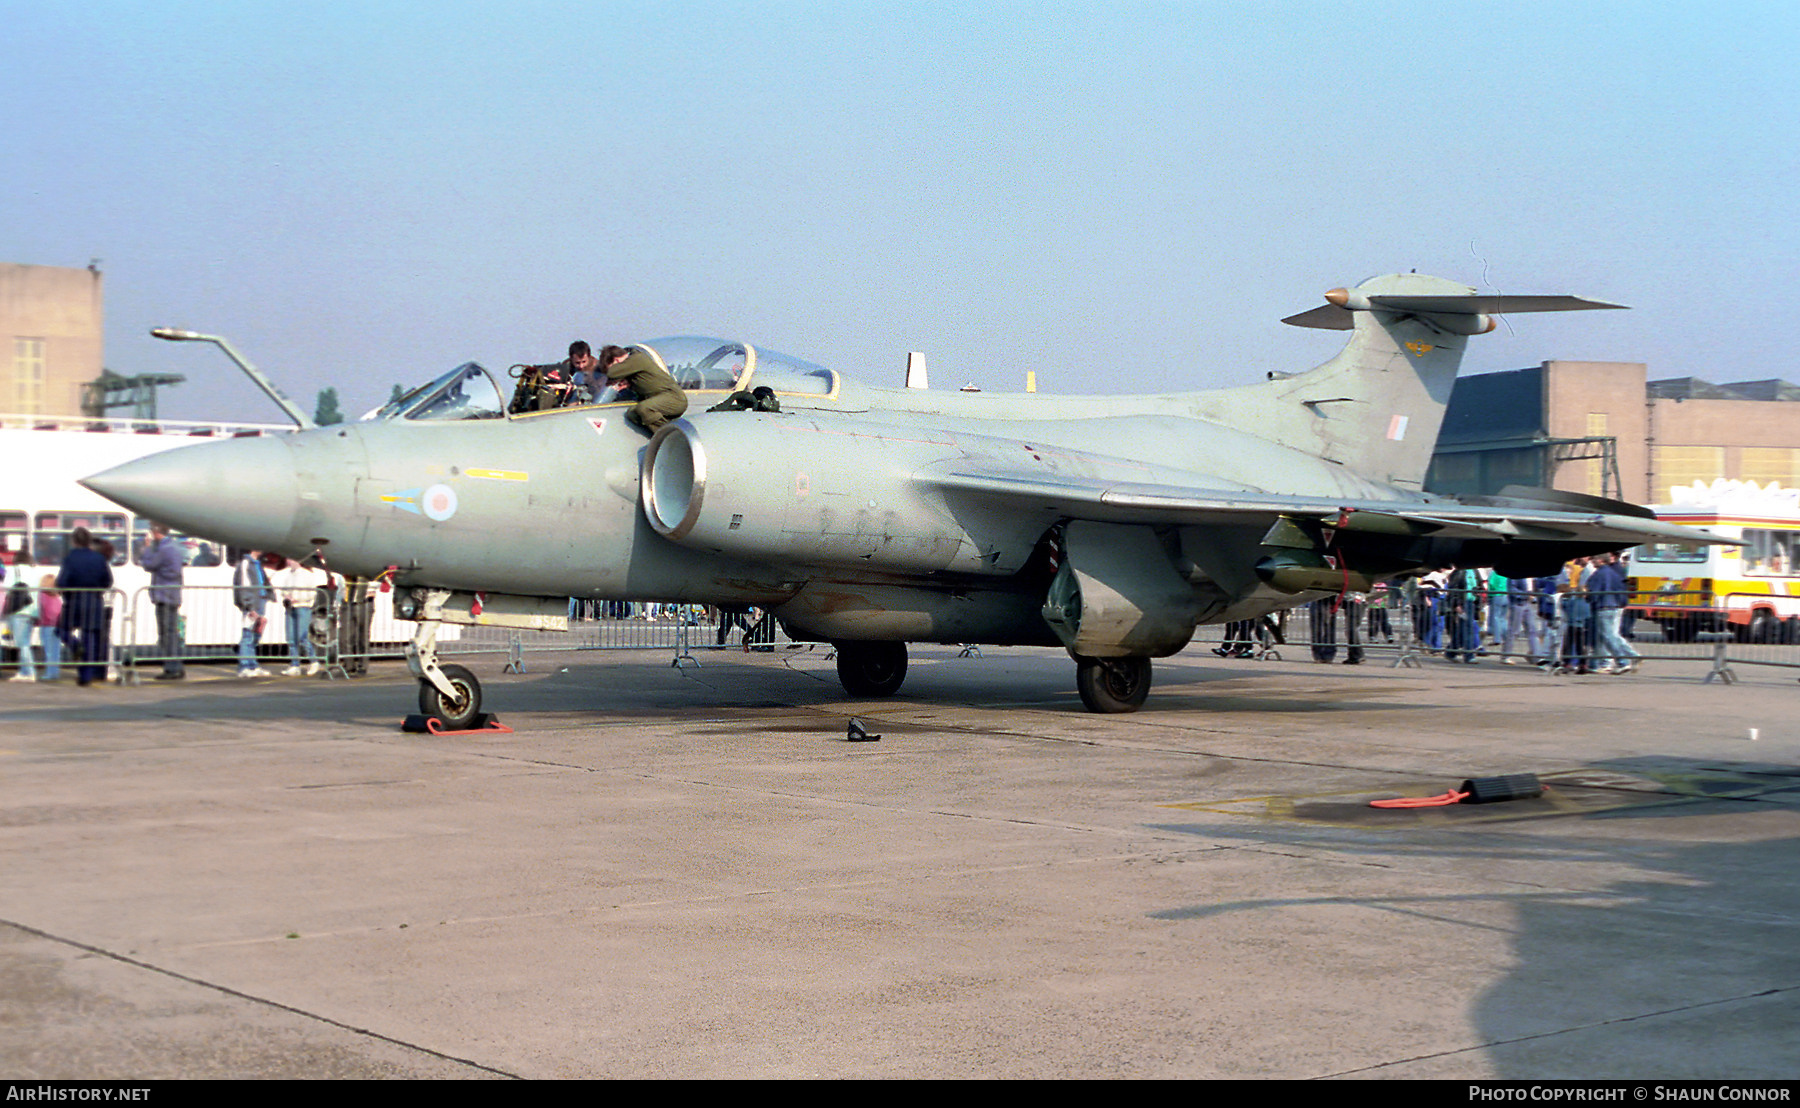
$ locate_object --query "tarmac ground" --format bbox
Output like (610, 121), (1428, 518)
(2, 643), (1796, 1079)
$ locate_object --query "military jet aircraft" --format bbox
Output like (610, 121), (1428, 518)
(83, 272), (1721, 724)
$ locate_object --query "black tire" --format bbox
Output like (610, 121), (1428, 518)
(835, 641), (907, 698)
(418, 663), (482, 730)
(1749, 610), (1776, 644)
(1074, 655), (1152, 713)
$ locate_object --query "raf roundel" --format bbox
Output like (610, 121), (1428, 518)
(421, 483), (459, 522)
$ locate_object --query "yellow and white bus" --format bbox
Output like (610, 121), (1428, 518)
(1624, 480), (1800, 643)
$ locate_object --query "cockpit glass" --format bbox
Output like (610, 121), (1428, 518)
(369, 363), (505, 421)
(747, 347), (835, 395)
(589, 380), (634, 405)
(641, 338), (749, 392)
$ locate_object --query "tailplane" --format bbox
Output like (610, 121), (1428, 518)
(1202, 273), (1624, 491)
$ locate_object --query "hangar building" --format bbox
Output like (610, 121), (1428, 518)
(1425, 360), (1800, 506)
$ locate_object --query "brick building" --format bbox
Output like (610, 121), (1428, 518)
(1, 263), (104, 419)
(1426, 360), (1800, 506)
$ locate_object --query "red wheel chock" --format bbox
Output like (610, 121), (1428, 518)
(1369, 773), (1544, 809)
(400, 713), (514, 735)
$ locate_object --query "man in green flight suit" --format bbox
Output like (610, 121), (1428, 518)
(598, 345), (688, 432)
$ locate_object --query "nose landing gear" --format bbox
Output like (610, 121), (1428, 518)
(405, 589), (486, 730)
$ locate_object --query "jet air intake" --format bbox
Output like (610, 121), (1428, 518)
(643, 424), (704, 539)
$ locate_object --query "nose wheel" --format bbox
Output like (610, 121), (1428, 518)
(1073, 654), (1152, 713)
(404, 590), (486, 729)
(418, 662), (483, 730)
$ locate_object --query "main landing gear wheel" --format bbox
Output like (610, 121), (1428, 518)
(1074, 655), (1152, 713)
(835, 641), (908, 698)
(418, 662), (482, 730)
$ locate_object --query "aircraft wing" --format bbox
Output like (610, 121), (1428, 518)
(925, 467), (1733, 547)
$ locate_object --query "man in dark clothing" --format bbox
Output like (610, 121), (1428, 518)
(1533, 573), (1562, 665)
(1341, 592), (1366, 664)
(1308, 599), (1338, 663)
(1214, 619), (1255, 658)
(511, 341), (598, 412)
(1444, 566), (1482, 663)
(715, 604), (750, 646)
(55, 527), (112, 687)
(1587, 552), (1640, 673)
(137, 523), (186, 679)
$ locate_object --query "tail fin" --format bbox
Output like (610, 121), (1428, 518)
(1204, 273), (1624, 491)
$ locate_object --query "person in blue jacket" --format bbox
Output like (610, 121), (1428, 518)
(1587, 552), (1640, 674)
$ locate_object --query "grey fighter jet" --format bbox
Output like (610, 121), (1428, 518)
(83, 273), (1719, 723)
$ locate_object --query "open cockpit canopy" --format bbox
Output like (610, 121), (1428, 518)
(368, 362), (506, 422)
(371, 338), (836, 423)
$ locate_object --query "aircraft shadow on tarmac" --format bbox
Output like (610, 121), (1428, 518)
(1469, 831), (1800, 1078)
(1142, 756), (1800, 1077)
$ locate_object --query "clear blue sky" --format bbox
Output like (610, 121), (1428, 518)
(8, 0), (1797, 421)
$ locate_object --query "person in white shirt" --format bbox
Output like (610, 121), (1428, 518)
(274, 557), (329, 676)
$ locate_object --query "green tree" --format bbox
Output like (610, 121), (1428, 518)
(314, 387), (344, 426)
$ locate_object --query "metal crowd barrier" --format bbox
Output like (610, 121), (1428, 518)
(1626, 589), (1800, 669)
(430, 604), (821, 673)
(1, 585), (126, 684)
(0, 586), (822, 682)
(0, 582), (396, 684)
(1191, 587), (1800, 676)
(114, 583), (346, 682)
(7, 584), (1793, 686)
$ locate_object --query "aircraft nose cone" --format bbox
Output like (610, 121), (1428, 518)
(80, 434), (300, 551)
